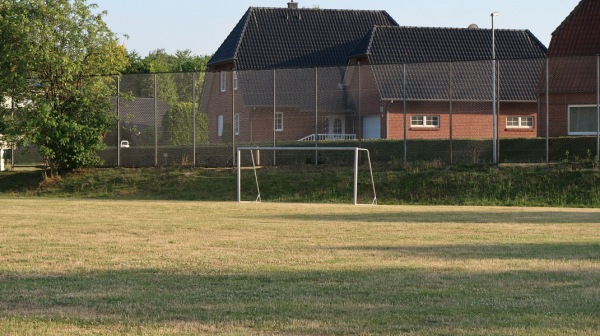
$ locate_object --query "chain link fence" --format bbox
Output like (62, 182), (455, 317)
(9, 56), (600, 168)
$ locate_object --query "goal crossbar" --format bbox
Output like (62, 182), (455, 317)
(237, 146), (377, 205)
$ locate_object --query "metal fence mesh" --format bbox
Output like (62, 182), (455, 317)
(9, 56), (600, 168)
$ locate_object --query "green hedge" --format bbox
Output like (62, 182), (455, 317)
(89, 136), (600, 168)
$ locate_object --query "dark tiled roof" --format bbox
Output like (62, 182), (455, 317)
(237, 66), (356, 113)
(357, 27), (547, 102)
(541, 56), (598, 93)
(549, 0), (600, 57)
(207, 7), (398, 70)
(353, 26), (547, 64)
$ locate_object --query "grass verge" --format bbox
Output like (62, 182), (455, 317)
(2, 164), (600, 207)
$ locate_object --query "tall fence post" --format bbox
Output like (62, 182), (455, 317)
(232, 70), (236, 167)
(449, 62), (454, 165)
(596, 54), (599, 160)
(154, 74), (158, 167)
(117, 76), (121, 167)
(496, 62), (501, 163)
(315, 67), (319, 166)
(10, 97), (15, 169)
(402, 63), (407, 164)
(545, 57), (550, 164)
(492, 65), (498, 163)
(192, 72), (196, 167)
(273, 69), (277, 166)
(358, 63), (362, 146)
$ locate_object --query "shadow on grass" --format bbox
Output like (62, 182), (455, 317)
(0, 171), (42, 193)
(332, 242), (600, 261)
(1, 265), (599, 333)
(273, 211), (600, 224)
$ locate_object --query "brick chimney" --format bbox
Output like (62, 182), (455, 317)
(288, 0), (298, 9)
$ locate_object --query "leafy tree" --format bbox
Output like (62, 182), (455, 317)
(162, 102), (208, 145)
(124, 51), (149, 74)
(173, 50), (211, 72)
(121, 50), (210, 106)
(0, 0), (127, 175)
(122, 49), (211, 74)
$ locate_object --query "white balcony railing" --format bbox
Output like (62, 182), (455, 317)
(298, 133), (357, 141)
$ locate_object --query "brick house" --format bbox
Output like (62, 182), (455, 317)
(347, 26), (547, 140)
(203, 1), (547, 143)
(204, 2), (398, 143)
(542, 0), (600, 137)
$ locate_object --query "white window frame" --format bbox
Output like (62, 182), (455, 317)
(220, 71), (227, 92)
(568, 105), (599, 135)
(411, 115), (439, 128)
(275, 112), (284, 132)
(506, 116), (534, 129)
(233, 71), (238, 91)
(217, 115), (224, 137)
(234, 113), (240, 135)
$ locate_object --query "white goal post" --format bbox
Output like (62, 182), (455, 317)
(237, 146), (377, 205)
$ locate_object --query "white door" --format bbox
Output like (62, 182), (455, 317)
(324, 116), (345, 140)
(363, 115), (381, 139)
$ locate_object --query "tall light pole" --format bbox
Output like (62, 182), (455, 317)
(491, 12), (500, 164)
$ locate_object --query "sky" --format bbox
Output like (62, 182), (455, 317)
(92, 0), (582, 57)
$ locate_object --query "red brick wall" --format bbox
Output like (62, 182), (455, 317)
(206, 66), (540, 143)
(206, 67), (237, 143)
(386, 101), (538, 140)
(240, 107), (315, 143)
(540, 93), (598, 137)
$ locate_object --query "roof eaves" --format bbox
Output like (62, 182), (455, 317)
(207, 7), (253, 68)
(207, 58), (237, 69)
(380, 98), (537, 103)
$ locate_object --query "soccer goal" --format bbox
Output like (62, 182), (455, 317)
(236, 146), (377, 205)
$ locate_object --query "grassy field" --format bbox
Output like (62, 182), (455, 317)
(0, 199), (599, 335)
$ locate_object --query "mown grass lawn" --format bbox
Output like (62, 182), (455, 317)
(0, 199), (599, 335)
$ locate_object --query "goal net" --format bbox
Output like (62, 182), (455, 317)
(236, 146), (377, 205)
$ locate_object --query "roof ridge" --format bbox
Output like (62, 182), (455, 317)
(366, 26), (379, 54)
(376, 25), (537, 32)
(521, 29), (549, 54)
(248, 6), (390, 12)
(347, 26), (378, 59)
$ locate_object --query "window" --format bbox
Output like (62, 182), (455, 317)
(569, 105), (599, 135)
(217, 115), (224, 137)
(220, 71), (227, 92)
(234, 113), (240, 135)
(506, 116), (534, 128)
(233, 71), (238, 91)
(275, 112), (283, 131)
(411, 115), (439, 127)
